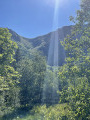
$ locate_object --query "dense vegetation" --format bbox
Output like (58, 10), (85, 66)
(0, 28), (20, 116)
(0, 0), (90, 119)
(58, 0), (90, 119)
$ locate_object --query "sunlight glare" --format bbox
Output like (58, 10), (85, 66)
(44, 0), (69, 8)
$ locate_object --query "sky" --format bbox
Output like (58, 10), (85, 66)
(0, 0), (80, 38)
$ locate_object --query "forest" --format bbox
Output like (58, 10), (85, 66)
(0, 0), (90, 119)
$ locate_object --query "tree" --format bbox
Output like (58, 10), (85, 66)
(0, 28), (20, 116)
(59, 0), (90, 119)
(17, 52), (46, 108)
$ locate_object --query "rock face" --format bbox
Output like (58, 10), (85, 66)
(9, 25), (73, 66)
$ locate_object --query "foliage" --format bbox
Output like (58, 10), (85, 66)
(1, 0), (90, 119)
(59, 0), (90, 119)
(11, 104), (75, 120)
(17, 52), (46, 108)
(42, 66), (60, 104)
(0, 28), (20, 116)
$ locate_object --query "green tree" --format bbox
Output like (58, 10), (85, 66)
(0, 28), (20, 116)
(17, 52), (46, 108)
(59, 0), (90, 119)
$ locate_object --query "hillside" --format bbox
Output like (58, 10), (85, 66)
(9, 25), (73, 66)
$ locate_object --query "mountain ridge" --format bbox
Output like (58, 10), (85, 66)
(8, 25), (73, 66)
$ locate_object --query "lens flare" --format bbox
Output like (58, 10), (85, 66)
(42, 0), (61, 104)
(43, 0), (70, 8)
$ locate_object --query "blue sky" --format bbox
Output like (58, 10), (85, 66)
(0, 0), (80, 38)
